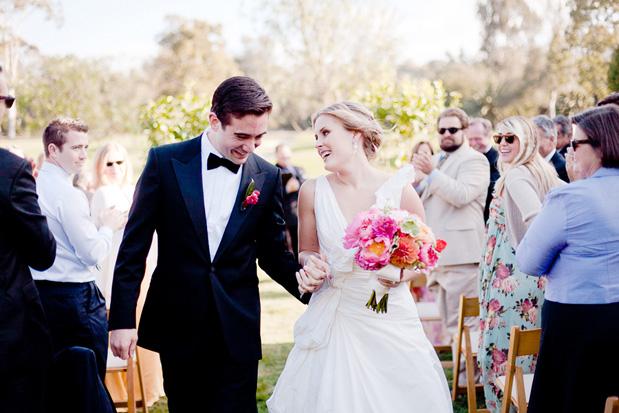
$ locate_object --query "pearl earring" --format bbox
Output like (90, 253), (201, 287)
(352, 139), (359, 153)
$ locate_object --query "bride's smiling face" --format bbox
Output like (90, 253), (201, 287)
(314, 114), (358, 172)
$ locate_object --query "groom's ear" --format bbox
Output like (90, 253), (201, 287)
(209, 112), (221, 131)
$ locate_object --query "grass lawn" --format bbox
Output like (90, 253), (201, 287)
(147, 275), (475, 412)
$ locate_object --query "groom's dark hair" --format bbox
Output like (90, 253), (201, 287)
(211, 76), (272, 127)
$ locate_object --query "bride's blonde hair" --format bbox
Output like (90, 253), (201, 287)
(312, 101), (382, 160)
(494, 116), (561, 196)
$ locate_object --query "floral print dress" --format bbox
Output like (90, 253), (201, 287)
(478, 196), (545, 412)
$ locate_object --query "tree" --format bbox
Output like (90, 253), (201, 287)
(244, 0), (401, 128)
(565, 0), (618, 102)
(17, 55), (143, 135)
(147, 15), (241, 98)
(609, 47), (619, 92)
(0, 0), (62, 137)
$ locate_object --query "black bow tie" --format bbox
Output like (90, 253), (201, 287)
(207, 153), (240, 174)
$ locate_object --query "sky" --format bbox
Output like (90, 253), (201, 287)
(15, 0), (482, 71)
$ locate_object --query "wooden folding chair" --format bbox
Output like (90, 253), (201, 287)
(106, 347), (148, 413)
(410, 274), (451, 357)
(495, 326), (541, 413)
(605, 396), (619, 413)
(452, 295), (487, 412)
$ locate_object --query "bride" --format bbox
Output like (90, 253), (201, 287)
(267, 102), (453, 412)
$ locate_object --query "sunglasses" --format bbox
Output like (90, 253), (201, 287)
(438, 127), (462, 135)
(106, 160), (125, 167)
(0, 95), (15, 109)
(570, 139), (593, 150)
(493, 133), (517, 144)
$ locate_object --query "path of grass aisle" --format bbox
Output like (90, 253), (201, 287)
(148, 273), (474, 412)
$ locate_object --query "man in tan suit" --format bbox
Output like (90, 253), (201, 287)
(413, 108), (489, 339)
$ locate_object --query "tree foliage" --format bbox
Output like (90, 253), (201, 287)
(242, 0), (401, 129)
(356, 79), (457, 167)
(609, 47), (619, 92)
(16, 55), (143, 135)
(140, 93), (210, 146)
(147, 15), (241, 98)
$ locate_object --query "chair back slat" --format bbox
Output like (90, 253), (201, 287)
(605, 396), (619, 413)
(515, 329), (542, 356)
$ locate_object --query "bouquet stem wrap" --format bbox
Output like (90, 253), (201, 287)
(366, 264), (401, 313)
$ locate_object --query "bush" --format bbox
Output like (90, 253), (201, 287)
(140, 93), (211, 146)
(355, 79), (459, 167)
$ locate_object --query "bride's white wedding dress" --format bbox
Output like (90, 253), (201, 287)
(267, 166), (453, 413)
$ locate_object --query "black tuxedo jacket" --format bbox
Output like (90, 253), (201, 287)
(550, 151), (570, 182)
(109, 137), (305, 362)
(0, 149), (55, 389)
(483, 147), (500, 222)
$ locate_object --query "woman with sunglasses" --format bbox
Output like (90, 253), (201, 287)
(477, 116), (563, 412)
(516, 105), (619, 413)
(91, 142), (165, 408)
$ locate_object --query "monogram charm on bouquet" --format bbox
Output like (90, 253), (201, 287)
(343, 207), (447, 313)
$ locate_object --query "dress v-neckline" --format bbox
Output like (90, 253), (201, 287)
(322, 175), (391, 228)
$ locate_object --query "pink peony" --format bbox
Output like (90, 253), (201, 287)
(370, 215), (399, 244)
(419, 244), (439, 268)
(355, 241), (391, 270)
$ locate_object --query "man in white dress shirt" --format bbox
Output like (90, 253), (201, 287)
(31, 118), (125, 408)
(109, 77), (327, 412)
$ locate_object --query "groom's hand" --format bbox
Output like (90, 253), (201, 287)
(110, 328), (138, 360)
(296, 254), (330, 295)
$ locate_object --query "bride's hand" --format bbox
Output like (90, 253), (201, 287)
(296, 268), (324, 295)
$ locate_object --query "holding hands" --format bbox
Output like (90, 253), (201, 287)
(296, 253), (330, 296)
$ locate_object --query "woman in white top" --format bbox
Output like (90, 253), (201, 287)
(91, 142), (134, 303)
(91, 142), (165, 407)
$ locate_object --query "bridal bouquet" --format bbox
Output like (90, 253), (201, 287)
(343, 207), (446, 313)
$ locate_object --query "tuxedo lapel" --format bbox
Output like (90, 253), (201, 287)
(213, 155), (267, 264)
(172, 150), (211, 262)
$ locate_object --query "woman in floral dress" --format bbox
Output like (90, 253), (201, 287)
(477, 116), (564, 412)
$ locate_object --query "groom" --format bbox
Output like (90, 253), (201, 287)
(109, 76), (326, 412)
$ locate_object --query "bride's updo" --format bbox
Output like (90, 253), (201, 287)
(312, 101), (383, 160)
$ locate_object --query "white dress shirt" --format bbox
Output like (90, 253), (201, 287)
(201, 130), (243, 261)
(31, 162), (113, 282)
(544, 148), (557, 162)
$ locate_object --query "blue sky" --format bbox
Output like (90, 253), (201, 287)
(16, 0), (481, 71)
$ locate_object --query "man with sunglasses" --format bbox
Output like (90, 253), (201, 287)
(533, 115), (570, 182)
(413, 108), (489, 342)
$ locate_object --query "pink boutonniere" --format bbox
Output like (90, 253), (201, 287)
(242, 178), (260, 210)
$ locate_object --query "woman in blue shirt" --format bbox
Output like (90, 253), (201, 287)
(516, 104), (619, 413)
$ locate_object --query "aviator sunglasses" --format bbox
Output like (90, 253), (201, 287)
(493, 133), (517, 145)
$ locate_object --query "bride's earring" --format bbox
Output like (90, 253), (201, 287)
(352, 139), (359, 154)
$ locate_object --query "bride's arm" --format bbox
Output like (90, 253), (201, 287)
(297, 179), (320, 266)
(401, 184), (426, 222)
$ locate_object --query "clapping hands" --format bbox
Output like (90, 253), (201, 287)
(296, 254), (330, 297)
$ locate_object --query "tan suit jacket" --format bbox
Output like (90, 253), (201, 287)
(421, 142), (490, 267)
